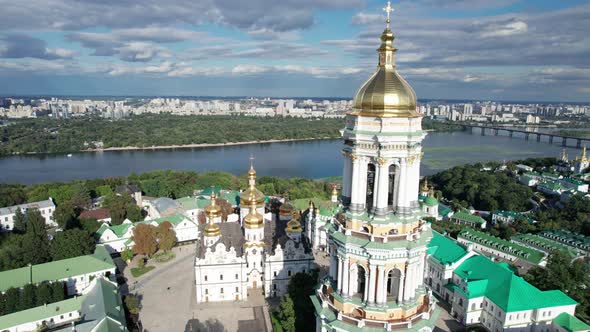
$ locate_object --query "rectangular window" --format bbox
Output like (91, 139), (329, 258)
(235, 287), (239, 292)
(205, 276), (208, 281)
(235, 274), (238, 279)
(220, 274), (223, 281)
(221, 288), (224, 294)
(205, 289), (208, 295)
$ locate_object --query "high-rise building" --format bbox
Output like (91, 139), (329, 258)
(312, 3), (439, 331)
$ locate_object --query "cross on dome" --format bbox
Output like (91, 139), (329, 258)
(249, 154), (255, 167)
(383, 1), (394, 28)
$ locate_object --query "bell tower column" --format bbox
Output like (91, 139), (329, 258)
(350, 155), (364, 212)
(374, 159), (390, 217)
(341, 151), (352, 206)
(396, 159), (410, 215)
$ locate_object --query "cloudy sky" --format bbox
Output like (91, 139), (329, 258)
(0, 0), (589, 102)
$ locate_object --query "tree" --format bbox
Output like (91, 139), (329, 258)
(287, 271), (318, 331)
(21, 209), (50, 265)
(276, 295), (296, 332)
(50, 229), (96, 260)
(13, 208), (26, 234)
(103, 193), (142, 225)
(51, 282), (65, 302)
(21, 283), (37, 310)
(35, 282), (53, 306)
(526, 251), (590, 320)
(121, 248), (134, 262)
(3, 287), (19, 314)
(155, 221), (176, 252)
(54, 200), (78, 229)
(132, 224), (157, 258)
(124, 294), (141, 315)
(95, 185), (113, 197)
(79, 218), (101, 234)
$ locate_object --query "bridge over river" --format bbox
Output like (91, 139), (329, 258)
(464, 124), (590, 148)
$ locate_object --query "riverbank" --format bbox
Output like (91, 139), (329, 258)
(82, 137), (338, 152)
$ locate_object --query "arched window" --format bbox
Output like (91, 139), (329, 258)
(388, 165), (397, 209)
(357, 266), (366, 297)
(387, 268), (402, 302)
(366, 163), (376, 210)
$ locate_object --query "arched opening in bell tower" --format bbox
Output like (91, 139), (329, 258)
(366, 163), (376, 210)
(387, 268), (402, 302)
(357, 265), (366, 298)
(387, 164), (397, 211)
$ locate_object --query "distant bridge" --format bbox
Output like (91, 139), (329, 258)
(463, 124), (590, 148)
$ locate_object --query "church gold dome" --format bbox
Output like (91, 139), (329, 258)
(205, 192), (222, 219)
(279, 200), (294, 216)
(240, 186), (265, 207)
(244, 203), (264, 229)
(351, 19), (420, 118)
(204, 221), (221, 237)
(286, 218), (302, 233)
(240, 163), (265, 207)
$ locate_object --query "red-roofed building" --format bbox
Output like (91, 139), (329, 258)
(79, 208), (111, 223)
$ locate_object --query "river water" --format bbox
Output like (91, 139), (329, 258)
(0, 131), (583, 184)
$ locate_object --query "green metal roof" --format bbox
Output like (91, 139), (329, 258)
(176, 196), (201, 210)
(0, 246), (115, 292)
(459, 228), (545, 264)
(438, 204), (453, 217)
(424, 196), (439, 207)
(451, 211), (485, 224)
(141, 213), (187, 226)
(0, 296), (84, 330)
(452, 255), (576, 312)
(553, 312), (590, 332)
(512, 233), (578, 258)
(427, 231), (468, 265)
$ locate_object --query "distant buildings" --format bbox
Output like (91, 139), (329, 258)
(0, 199), (56, 231)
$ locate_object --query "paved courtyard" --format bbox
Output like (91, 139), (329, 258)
(135, 245), (269, 332)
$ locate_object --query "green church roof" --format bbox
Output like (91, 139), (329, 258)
(424, 196), (438, 207)
(553, 312), (590, 332)
(451, 211), (485, 224)
(427, 231), (469, 265)
(459, 228), (545, 264)
(0, 246), (115, 292)
(0, 295), (84, 330)
(453, 255), (577, 312)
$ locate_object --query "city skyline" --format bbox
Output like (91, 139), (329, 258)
(1, 0), (589, 102)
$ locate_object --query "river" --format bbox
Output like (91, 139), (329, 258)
(0, 131), (583, 184)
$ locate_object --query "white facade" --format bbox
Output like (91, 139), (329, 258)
(0, 199), (56, 231)
(194, 242), (248, 303)
(264, 240), (314, 298)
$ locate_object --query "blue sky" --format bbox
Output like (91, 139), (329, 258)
(0, 0), (589, 102)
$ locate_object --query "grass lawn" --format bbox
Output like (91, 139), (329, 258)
(130, 265), (155, 278)
(153, 251), (176, 263)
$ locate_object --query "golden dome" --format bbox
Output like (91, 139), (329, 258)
(351, 14), (419, 118)
(244, 203), (264, 228)
(205, 192), (222, 219)
(241, 164), (265, 207)
(279, 199), (294, 216)
(204, 221), (221, 237)
(421, 178), (429, 192)
(286, 218), (302, 233)
(241, 185), (265, 207)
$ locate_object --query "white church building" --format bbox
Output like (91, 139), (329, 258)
(194, 164), (315, 303)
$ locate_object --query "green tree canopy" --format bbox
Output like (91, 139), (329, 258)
(50, 228), (96, 261)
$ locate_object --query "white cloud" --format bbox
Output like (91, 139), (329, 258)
(480, 20), (528, 38)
